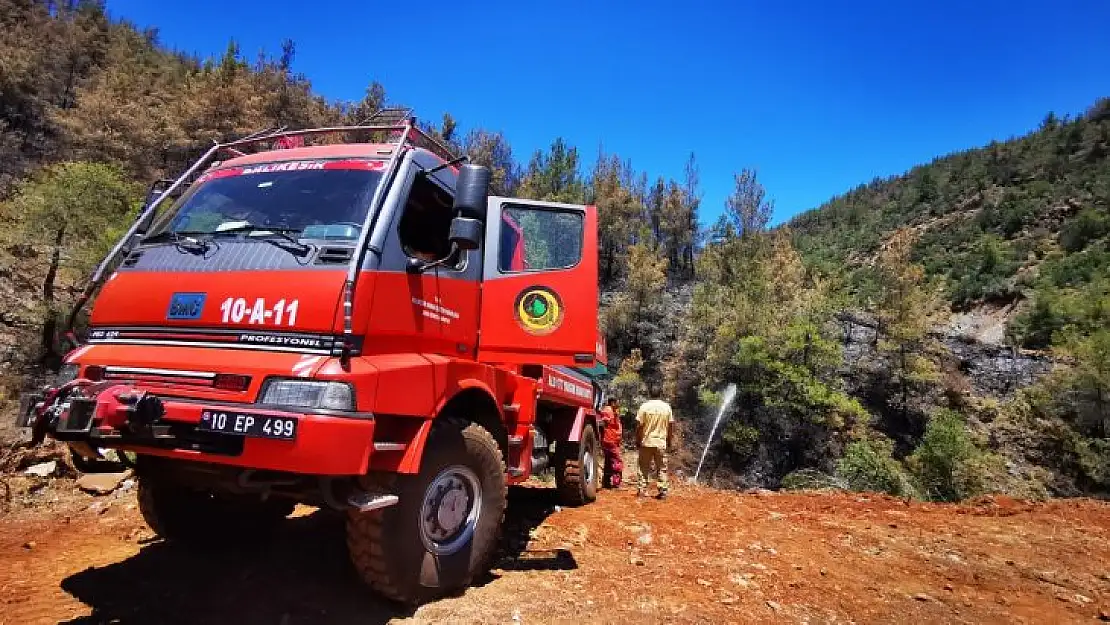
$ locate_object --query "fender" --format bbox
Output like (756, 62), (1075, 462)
(437, 377), (499, 416)
(368, 374), (503, 474)
(549, 406), (594, 444)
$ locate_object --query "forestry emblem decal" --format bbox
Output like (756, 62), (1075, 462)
(514, 286), (564, 335)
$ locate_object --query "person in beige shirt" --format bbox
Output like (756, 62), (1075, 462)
(635, 395), (675, 499)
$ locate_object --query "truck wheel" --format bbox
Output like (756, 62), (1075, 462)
(555, 423), (600, 506)
(138, 475), (293, 545)
(347, 417), (507, 605)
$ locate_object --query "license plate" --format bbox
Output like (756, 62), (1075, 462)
(198, 410), (297, 441)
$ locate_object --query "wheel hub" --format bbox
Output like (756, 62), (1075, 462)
(434, 485), (469, 536)
(583, 449), (596, 485)
(420, 466), (482, 555)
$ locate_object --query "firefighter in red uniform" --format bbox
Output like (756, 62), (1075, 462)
(599, 397), (624, 488)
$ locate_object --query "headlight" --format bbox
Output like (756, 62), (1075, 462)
(259, 379), (354, 411)
(55, 364), (79, 386)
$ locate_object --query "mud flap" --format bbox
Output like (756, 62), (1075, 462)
(419, 553), (440, 587)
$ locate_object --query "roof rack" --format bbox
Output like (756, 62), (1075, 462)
(217, 108), (459, 164)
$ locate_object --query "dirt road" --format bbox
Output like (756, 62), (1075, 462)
(1, 473), (1109, 624)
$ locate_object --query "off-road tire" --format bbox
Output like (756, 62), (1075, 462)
(346, 417), (507, 606)
(555, 423), (600, 506)
(138, 474), (293, 545)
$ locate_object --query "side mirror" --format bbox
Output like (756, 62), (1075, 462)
(449, 217), (483, 251)
(453, 164), (491, 221)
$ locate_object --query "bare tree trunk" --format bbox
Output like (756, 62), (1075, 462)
(40, 225), (66, 362)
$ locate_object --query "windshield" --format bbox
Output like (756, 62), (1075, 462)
(147, 159), (385, 240)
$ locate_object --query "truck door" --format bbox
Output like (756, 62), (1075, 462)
(478, 197), (598, 367)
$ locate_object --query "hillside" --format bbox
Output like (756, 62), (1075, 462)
(1, 455), (1109, 624)
(788, 101), (1110, 345)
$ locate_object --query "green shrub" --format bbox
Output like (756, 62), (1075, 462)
(907, 409), (997, 501)
(1060, 208), (1110, 253)
(781, 469), (845, 491)
(1042, 242), (1110, 288)
(835, 437), (916, 498)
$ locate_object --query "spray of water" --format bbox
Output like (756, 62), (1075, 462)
(693, 383), (738, 482)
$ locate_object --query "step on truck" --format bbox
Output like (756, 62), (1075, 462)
(17, 109), (609, 604)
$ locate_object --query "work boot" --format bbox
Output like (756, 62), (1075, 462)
(636, 488), (647, 498)
(655, 489), (668, 500)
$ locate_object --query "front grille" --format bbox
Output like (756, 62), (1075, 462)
(101, 366), (217, 389)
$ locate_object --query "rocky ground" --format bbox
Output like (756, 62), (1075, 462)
(1, 448), (1109, 625)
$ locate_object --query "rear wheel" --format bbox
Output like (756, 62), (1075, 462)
(347, 417), (507, 605)
(555, 423), (600, 506)
(138, 474), (293, 545)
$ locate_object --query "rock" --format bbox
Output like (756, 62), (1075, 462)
(820, 568), (828, 576)
(77, 471), (131, 495)
(1098, 608), (1110, 621)
(769, 512), (784, 521)
(766, 601), (783, 612)
(1075, 594), (1092, 605)
(637, 533), (653, 546)
(913, 593), (932, 602)
(119, 479), (135, 492)
(697, 579), (712, 587)
(944, 583), (954, 592)
(24, 461), (57, 477)
(22, 541), (35, 550)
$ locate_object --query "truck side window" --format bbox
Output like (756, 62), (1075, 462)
(498, 206), (583, 272)
(398, 174), (459, 266)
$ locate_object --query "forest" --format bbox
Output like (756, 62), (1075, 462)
(2, 0), (1108, 502)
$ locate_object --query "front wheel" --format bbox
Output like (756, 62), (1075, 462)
(347, 418), (507, 605)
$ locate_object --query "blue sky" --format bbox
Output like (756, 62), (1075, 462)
(106, 0), (1109, 226)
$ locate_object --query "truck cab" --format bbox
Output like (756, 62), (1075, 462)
(21, 112), (605, 605)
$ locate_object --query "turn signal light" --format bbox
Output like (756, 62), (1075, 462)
(213, 373), (251, 391)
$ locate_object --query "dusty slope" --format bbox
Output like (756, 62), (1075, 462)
(2, 467), (1109, 625)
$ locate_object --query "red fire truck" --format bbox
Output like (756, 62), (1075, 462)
(18, 110), (608, 604)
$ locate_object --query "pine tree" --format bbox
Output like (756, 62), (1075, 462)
(874, 228), (946, 422)
(725, 168), (774, 238)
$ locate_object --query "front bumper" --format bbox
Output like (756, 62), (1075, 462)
(31, 390), (376, 476)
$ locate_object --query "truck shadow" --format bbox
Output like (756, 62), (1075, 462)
(488, 484), (578, 575)
(59, 485), (572, 624)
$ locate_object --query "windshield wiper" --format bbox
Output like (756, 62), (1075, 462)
(210, 224), (313, 257)
(141, 230), (212, 255)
